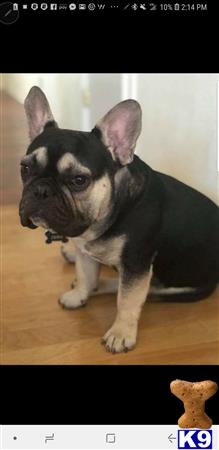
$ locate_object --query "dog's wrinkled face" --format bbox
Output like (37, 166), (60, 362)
(19, 86), (142, 238)
(19, 126), (115, 237)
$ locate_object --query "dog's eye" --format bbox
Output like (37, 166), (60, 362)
(70, 175), (90, 190)
(21, 164), (31, 177)
(21, 165), (30, 173)
(74, 175), (87, 185)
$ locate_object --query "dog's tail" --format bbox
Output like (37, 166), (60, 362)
(149, 282), (217, 302)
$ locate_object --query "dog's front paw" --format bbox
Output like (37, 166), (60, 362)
(59, 289), (87, 309)
(102, 321), (137, 353)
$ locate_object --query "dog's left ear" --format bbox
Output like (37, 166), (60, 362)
(24, 86), (57, 142)
(96, 99), (142, 165)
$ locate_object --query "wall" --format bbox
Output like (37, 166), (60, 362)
(2, 73), (82, 129)
(136, 74), (218, 203)
(89, 73), (122, 126)
(2, 73), (218, 203)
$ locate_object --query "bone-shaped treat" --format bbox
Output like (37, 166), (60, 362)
(170, 379), (218, 429)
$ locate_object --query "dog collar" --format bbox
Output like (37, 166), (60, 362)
(45, 230), (69, 244)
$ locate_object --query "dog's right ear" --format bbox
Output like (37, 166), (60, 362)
(24, 86), (57, 142)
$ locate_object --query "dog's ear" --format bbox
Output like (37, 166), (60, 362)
(24, 86), (57, 142)
(96, 99), (142, 165)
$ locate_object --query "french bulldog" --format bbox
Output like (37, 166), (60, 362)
(19, 86), (219, 353)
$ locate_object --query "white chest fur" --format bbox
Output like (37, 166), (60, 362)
(74, 235), (125, 267)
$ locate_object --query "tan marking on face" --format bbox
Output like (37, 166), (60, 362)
(32, 146), (48, 168)
(61, 173), (113, 241)
(57, 152), (91, 175)
(87, 174), (112, 221)
(21, 146), (48, 168)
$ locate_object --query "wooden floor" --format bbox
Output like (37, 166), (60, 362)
(1, 92), (219, 365)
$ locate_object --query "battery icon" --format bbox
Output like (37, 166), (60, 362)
(174, 3), (180, 9)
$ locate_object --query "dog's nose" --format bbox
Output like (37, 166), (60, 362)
(33, 184), (53, 200)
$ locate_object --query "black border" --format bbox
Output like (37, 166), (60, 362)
(1, 0), (218, 430)
(1, 0), (218, 72)
(1, 366), (219, 424)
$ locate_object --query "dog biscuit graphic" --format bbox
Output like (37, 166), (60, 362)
(170, 379), (218, 429)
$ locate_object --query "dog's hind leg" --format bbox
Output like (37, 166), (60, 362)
(90, 278), (118, 296)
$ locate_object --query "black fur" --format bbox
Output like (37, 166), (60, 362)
(104, 155), (219, 295)
(20, 123), (219, 301)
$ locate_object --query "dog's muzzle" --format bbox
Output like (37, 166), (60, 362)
(19, 205), (38, 229)
(19, 193), (37, 229)
(19, 178), (89, 237)
(19, 179), (57, 229)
